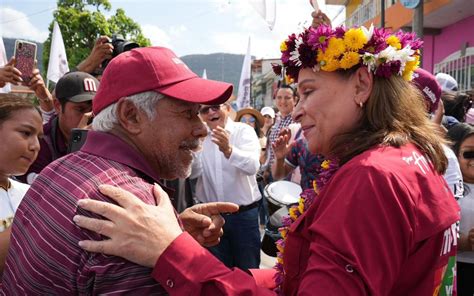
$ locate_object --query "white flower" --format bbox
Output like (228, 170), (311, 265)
(394, 45), (415, 74)
(362, 52), (376, 72)
(375, 45), (397, 65)
(361, 24), (374, 41)
(289, 36), (304, 66)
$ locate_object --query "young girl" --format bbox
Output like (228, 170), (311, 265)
(0, 94), (42, 275)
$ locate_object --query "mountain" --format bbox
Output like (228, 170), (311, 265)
(3, 38), (44, 73)
(181, 53), (250, 95)
(3, 37), (244, 93)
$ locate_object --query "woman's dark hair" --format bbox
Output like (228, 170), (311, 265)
(442, 92), (472, 122)
(0, 94), (41, 124)
(446, 122), (474, 156)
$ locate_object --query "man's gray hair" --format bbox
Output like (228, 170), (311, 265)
(92, 91), (164, 132)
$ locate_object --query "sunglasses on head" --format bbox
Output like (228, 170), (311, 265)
(462, 151), (474, 159)
(240, 117), (256, 123)
(199, 105), (221, 114)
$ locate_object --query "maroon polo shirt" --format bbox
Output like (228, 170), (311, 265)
(17, 116), (68, 184)
(2, 131), (172, 294)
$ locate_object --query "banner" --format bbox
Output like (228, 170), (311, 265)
(236, 37), (251, 110)
(249, 0), (276, 30)
(202, 68), (207, 79)
(47, 21), (69, 83)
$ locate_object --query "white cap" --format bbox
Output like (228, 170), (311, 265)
(260, 106), (275, 119)
(435, 73), (458, 92)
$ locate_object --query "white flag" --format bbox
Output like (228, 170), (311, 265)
(236, 37), (251, 110)
(47, 21), (69, 83)
(249, 0), (276, 30)
(202, 69), (207, 79)
(0, 37), (11, 93)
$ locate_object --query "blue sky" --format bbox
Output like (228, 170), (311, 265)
(1, 0), (344, 58)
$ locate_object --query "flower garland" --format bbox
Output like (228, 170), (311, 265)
(272, 24), (423, 82)
(273, 159), (340, 295)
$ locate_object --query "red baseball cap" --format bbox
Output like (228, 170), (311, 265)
(412, 68), (441, 114)
(93, 46), (233, 115)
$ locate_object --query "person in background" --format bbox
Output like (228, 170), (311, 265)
(195, 102), (262, 270)
(235, 107), (269, 226)
(75, 36), (114, 78)
(0, 94), (43, 275)
(436, 72), (458, 93)
(412, 68), (464, 199)
(446, 123), (474, 295)
(72, 12), (460, 295)
(442, 92), (472, 126)
(17, 71), (99, 184)
(235, 107), (266, 151)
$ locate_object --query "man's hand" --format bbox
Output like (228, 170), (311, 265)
(77, 112), (94, 129)
(28, 68), (52, 102)
(0, 58), (22, 87)
(74, 184), (183, 268)
(212, 126), (232, 158)
(311, 11), (331, 28)
(272, 128), (291, 161)
(179, 202), (239, 247)
(76, 36), (114, 74)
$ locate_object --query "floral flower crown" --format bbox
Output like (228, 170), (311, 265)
(273, 24), (423, 82)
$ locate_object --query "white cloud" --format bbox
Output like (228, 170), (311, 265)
(0, 7), (50, 42)
(141, 24), (172, 48)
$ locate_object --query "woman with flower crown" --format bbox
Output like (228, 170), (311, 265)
(72, 11), (460, 296)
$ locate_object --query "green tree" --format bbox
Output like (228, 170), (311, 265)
(42, 0), (150, 72)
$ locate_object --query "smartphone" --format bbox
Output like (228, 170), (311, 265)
(13, 40), (37, 84)
(68, 128), (89, 153)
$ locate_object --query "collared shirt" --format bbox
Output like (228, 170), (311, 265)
(1, 131), (170, 295)
(267, 113), (294, 166)
(193, 119), (261, 206)
(17, 115), (68, 184)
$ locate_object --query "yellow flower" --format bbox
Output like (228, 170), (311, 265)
(280, 228), (288, 239)
(285, 74), (294, 85)
(276, 243), (284, 253)
(340, 51), (360, 69)
(298, 198), (305, 214)
(321, 160), (331, 170)
(402, 55), (420, 80)
(344, 28), (368, 51)
(326, 38), (346, 57)
(320, 57), (340, 72)
(289, 207), (299, 220)
(280, 41), (288, 52)
(277, 256), (283, 264)
(386, 35), (401, 50)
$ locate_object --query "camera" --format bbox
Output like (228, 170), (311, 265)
(101, 34), (139, 70)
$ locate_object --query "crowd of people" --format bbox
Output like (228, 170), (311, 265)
(0, 8), (472, 296)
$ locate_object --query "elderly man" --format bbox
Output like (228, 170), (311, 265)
(1, 47), (237, 294)
(194, 103), (262, 269)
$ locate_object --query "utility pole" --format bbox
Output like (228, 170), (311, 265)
(380, 0), (385, 28)
(413, 0), (424, 67)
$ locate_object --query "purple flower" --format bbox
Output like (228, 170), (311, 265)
(334, 26), (346, 38)
(365, 27), (390, 54)
(272, 63), (282, 76)
(308, 24), (333, 51)
(395, 31), (423, 50)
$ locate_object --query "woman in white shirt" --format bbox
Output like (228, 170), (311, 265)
(447, 122), (474, 295)
(0, 94), (43, 275)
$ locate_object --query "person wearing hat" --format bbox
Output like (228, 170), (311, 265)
(235, 107), (265, 147)
(1, 47), (238, 294)
(412, 68), (464, 200)
(193, 103), (262, 270)
(17, 71), (99, 184)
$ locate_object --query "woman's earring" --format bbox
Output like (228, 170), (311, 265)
(359, 101), (364, 108)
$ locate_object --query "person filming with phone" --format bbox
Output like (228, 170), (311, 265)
(17, 71), (99, 184)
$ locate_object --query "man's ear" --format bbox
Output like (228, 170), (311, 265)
(53, 98), (62, 113)
(116, 99), (143, 135)
(353, 66), (373, 105)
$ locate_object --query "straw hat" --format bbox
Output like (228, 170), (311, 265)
(235, 107), (265, 127)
